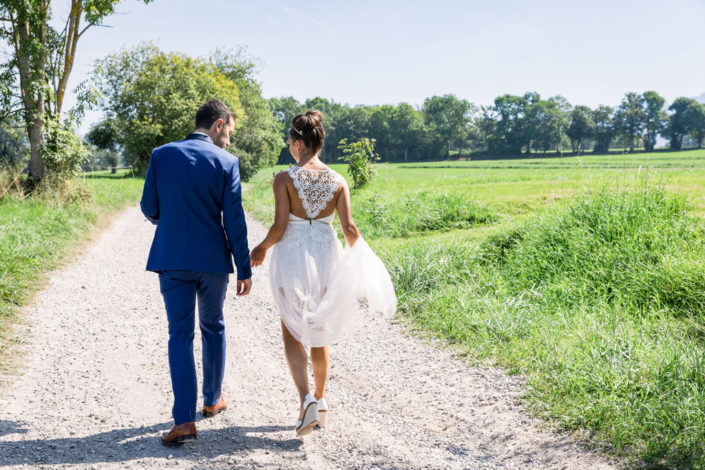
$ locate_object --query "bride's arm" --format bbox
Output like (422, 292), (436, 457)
(250, 173), (290, 267)
(335, 180), (360, 247)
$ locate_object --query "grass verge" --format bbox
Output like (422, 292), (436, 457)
(382, 188), (705, 468)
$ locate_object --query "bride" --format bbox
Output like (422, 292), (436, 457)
(250, 110), (396, 436)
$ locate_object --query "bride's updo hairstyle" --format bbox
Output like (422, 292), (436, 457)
(289, 110), (325, 156)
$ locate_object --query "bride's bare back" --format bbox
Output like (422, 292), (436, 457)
(283, 165), (343, 220)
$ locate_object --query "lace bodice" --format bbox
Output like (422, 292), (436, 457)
(287, 166), (343, 219)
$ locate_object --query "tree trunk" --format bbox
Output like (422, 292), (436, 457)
(55, 1), (83, 116)
(404, 148), (407, 162)
(28, 117), (45, 183)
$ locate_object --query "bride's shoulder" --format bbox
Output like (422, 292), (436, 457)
(273, 169), (293, 186)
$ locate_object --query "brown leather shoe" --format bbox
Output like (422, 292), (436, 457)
(161, 422), (197, 446)
(202, 397), (227, 418)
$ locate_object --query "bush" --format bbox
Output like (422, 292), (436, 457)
(338, 137), (379, 189)
(42, 119), (88, 179)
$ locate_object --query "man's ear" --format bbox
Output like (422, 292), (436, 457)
(213, 118), (224, 133)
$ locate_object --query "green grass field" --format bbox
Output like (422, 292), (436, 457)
(244, 149), (705, 468)
(0, 171), (143, 373)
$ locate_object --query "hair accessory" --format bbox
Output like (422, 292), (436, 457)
(291, 126), (303, 136)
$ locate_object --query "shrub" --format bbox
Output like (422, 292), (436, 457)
(337, 137), (379, 189)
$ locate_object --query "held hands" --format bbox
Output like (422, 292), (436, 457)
(250, 244), (267, 267)
(237, 278), (252, 296)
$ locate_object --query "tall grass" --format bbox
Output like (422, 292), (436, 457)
(354, 191), (494, 239)
(383, 188), (705, 467)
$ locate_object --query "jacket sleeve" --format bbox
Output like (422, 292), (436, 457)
(140, 149), (159, 225)
(222, 159), (252, 280)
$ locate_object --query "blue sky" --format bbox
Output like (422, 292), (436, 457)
(54, 0), (705, 128)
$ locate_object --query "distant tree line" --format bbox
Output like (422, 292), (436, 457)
(269, 91), (705, 162)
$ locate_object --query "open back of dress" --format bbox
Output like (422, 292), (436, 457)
(269, 166), (397, 347)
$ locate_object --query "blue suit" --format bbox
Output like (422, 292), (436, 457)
(140, 133), (251, 424)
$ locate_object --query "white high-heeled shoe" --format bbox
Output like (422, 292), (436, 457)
(316, 397), (329, 428)
(295, 393), (319, 436)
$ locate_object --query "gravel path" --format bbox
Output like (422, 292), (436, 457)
(0, 207), (618, 469)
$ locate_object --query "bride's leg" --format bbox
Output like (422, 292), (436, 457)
(311, 346), (329, 400)
(281, 320), (310, 401)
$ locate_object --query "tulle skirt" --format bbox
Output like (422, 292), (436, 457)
(270, 218), (397, 347)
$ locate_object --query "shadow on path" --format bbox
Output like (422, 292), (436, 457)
(0, 420), (300, 466)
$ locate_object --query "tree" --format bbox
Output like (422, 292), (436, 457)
(389, 103), (424, 161)
(526, 96), (569, 155)
(566, 105), (595, 154)
(666, 97), (698, 150)
(642, 91), (666, 152)
(518, 92), (542, 154)
(268, 96), (305, 164)
(0, 0), (153, 185)
(491, 94), (525, 155)
(423, 94), (472, 157)
(84, 44), (243, 174)
(368, 105), (394, 159)
(614, 92), (646, 152)
(211, 48), (283, 181)
(687, 101), (705, 149)
(592, 105), (615, 153)
(474, 105), (497, 154)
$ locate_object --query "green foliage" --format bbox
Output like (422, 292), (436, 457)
(642, 91), (667, 152)
(614, 92), (647, 152)
(566, 105), (594, 154)
(211, 48), (283, 181)
(42, 118), (87, 179)
(0, 0), (153, 184)
(0, 125), (28, 169)
(668, 98), (694, 150)
(592, 105), (615, 153)
(84, 44), (243, 174)
(422, 94), (474, 157)
(268, 90), (705, 162)
(337, 137), (379, 189)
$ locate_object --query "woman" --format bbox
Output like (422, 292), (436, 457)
(250, 110), (396, 436)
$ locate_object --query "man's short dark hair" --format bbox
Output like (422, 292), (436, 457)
(195, 99), (235, 129)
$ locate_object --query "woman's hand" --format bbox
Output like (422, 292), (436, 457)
(250, 245), (268, 267)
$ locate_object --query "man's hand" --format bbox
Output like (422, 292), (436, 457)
(237, 278), (252, 296)
(250, 245), (267, 267)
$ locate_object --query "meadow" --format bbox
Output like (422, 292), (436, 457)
(0, 171), (143, 373)
(244, 149), (705, 468)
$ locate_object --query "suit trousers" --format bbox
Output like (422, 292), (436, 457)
(158, 270), (229, 424)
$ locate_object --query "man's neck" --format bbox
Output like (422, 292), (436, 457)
(193, 128), (213, 139)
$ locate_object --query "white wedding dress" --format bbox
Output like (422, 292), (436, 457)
(269, 166), (397, 347)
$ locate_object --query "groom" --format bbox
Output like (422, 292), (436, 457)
(140, 99), (252, 445)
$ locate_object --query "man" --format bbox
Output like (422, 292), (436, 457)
(140, 99), (252, 445)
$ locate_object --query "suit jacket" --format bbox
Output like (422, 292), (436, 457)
(140, 133), (252, 280)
